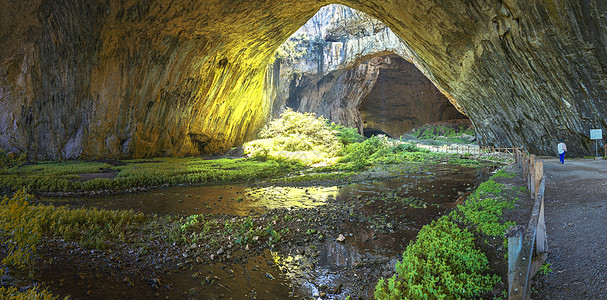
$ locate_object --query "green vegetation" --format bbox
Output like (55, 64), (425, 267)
(376, 169), (520, 299)
(451, 178), (515, 237)
(173, 213), (288, 247)
(0, 149), (27, 171)
(374, 216), (499, 299)
(0, 111), (495, 194)
(493, 169), (518, 178)
(538, 262), (552, 276)
(0, 284), (66, 300)
(243, 108), (341, 165)
(0, 189), (146, 275)
(410, 124), (476, 144)
(0, 157), (302, 193)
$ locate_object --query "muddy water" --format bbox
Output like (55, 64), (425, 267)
(57, 166), (491, 219)
(39, 165), (496, 299)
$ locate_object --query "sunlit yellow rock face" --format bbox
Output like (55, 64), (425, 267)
(1, 0), (606, 158)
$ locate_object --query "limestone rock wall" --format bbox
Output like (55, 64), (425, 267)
(1, 0), (606, 158)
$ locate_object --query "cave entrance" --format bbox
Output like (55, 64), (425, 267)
(270, 4), (470, 139)
(358, 54), (468, 138)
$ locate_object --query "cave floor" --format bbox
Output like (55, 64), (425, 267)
(533, 158), (607, 299)
(4, 162), (504, 299)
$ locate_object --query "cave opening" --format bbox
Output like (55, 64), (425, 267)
(358, 53), (468, 138)
(269, 4), (470, 140)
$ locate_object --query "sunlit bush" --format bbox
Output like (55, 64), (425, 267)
(243, 109), (342, 166)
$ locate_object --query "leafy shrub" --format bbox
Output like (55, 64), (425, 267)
(0, 190), (39, 274)
(243, 109), (342, 165)
(451, 178), (515, 237)
(375, 216), (499, 299)
(0, 190), (146, 275)
(340, 136), (387, 169)
(454, 196), (515, 237)
(329, 123), (365, 145)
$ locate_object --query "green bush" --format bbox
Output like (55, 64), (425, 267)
(451, 178), (515, 237)
(340, 136), (387, 169)
(375, 216), (499, 299)
(0, 149), (27, 171)
(243, 109), (343, 165)
(329, 123), (365, 145)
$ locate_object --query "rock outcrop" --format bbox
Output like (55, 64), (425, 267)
(1, 0), (606, 158)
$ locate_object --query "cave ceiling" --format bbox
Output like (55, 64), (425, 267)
(1, 0), (605, 158)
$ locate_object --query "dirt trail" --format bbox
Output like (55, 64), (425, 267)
(535, 158), (607, 299)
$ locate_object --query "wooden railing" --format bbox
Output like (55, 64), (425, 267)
(415, 144), (517, 155)
(507, 149), (548, 300)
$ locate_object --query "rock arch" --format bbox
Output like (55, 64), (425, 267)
(1, 0), (605, 158)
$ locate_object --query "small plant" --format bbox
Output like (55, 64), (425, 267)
(494, 169), (517, 178)
(538, 262), (552, 276)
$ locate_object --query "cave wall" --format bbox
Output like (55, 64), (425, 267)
(1, 0), (607, 158)
(359, 55), (467, 138)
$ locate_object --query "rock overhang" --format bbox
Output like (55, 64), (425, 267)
(0, 0), (605, 158)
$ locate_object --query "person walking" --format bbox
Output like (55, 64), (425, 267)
(558, 139), (567, 164)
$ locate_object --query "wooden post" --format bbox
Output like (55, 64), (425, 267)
(529, 155), (535, 198)
(536, 176), (547, 254)
(534, 161), (543, 199)
(507, 225), (525, 299)
(522, 153), (526, 176)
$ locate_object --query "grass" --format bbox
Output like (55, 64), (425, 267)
(0, 189), (147, 275)
(0, 157), (303, 193)
(172, 213), (288, 247)
(0, 284), (66, 300)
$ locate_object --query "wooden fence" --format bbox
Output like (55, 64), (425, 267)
(415, 144), (517, 155)
(507, 149), (548, 300)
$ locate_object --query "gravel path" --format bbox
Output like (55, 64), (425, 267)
(535, 158), (607, 299)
